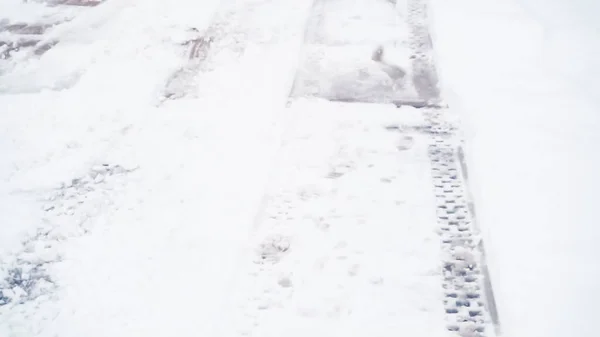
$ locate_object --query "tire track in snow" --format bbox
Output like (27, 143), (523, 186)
(162, 0), (312, 102)
(161, 0), (244, 101)
(0, 0), (127, 311)
(0, 164), (134, 308)
(406, 0), (500, 335)
(0, 1), (105, 61)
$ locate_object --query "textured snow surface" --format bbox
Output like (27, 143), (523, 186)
(223, 99), (446, 337)
(0, 0), (448, 336)
(0, 0), (308, 335)
(291, 0), (418, 103)
(3, 0), (597, 336)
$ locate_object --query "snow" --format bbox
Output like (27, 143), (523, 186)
(292, 0), (418, 103)
(222, 99), (446, 337)
(4, 0), (597, 335)
(517, 0), (600, 107)
(429, 0), (600, 336)
(2, 0), (443, 336)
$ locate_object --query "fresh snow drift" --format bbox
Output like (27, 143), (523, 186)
(430, 0), (600, 336)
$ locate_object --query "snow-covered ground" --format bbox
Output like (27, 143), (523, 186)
(221, 100), (446, 337)
(291, 0), (418, 103)
(1, 0), (311, 335)
(430, 0), (600, 336)
(3, 0), (598, 336)
(1, 0), (454, 336)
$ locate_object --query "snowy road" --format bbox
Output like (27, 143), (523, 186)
(0, 0), (504, 336)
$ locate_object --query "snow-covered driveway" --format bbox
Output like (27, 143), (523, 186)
(0, 0), (501, 336)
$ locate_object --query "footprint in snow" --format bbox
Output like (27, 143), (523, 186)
(397, 136), (414, 151)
